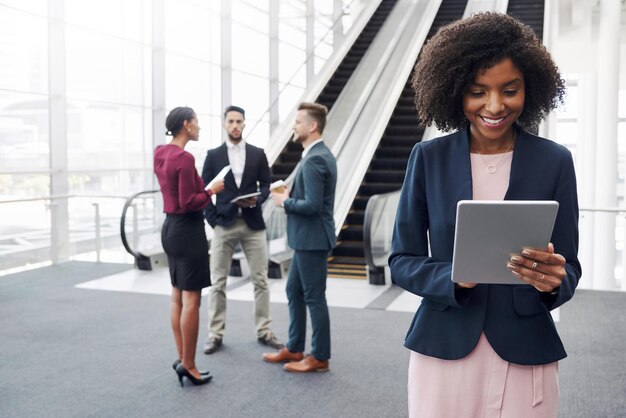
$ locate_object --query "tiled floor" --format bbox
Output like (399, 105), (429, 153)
(75, 267), (420, 312)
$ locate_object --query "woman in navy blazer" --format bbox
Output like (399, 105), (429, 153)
(389, 13), (581, 417)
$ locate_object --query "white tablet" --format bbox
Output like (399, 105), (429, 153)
(451, 200), (559, 285)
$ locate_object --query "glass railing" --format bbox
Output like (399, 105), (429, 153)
(0, 194), (138, 272)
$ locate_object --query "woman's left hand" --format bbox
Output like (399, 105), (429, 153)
(507, 242), (565, 293)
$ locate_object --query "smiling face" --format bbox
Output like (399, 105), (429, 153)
(463, 58), (525, 149)
(292, 109), (314, 145)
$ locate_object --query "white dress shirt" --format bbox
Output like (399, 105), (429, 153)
(226, 139), (246, 188)
(301, 138), (324, 159)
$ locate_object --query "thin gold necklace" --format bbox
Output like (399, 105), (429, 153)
(472, 131), (516, 174)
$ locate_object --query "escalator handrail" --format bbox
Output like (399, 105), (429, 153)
(120, 189), (160, 258)
(331, 0), (441, 236)
(363, 190), (400, 271)
(264, 0), (384, 165)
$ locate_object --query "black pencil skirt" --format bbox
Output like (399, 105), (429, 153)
(161, 211), (211, 291)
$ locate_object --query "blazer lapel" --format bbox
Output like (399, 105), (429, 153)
(451, 128), (473, 202)
(504, 127), (526, 200)
(219, 143), (239, 190)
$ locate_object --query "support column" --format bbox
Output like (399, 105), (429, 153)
(593, 0), (620, 290)
(306, 0), (315, 84)
(579, 72), (597, 290)
(48, 0), (69, 264)
(152, 0), (165, 151)
(221, 0), (233, 139)
(269, 0), (279, 132)
(333, 0), (344, 47)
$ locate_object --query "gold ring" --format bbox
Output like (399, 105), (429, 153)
(531, 262), (538, 269)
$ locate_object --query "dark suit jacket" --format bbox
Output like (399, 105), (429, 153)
(389, 127), (581, 365)
(201, 142), (270, 230)
(284, 141), (337, 251)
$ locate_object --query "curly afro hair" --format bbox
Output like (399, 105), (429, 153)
(411, 12), (565, 131)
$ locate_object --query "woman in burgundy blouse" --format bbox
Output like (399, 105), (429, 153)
(154, 107), (224, 387)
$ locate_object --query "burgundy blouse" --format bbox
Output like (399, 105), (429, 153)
(154, 144), (212, 214)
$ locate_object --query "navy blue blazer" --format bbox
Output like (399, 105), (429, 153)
(201, 142), (270, 230)
(284, 141), (337, 251)
(389, 127), (581, 365)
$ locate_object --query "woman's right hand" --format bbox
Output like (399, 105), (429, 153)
(210, 179), (225, 194)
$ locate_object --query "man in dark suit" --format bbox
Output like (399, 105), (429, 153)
(263, 102), (337, 373)
(201, 105), (283, 354)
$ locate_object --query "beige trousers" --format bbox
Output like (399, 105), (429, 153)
(207, 218), (271, 339)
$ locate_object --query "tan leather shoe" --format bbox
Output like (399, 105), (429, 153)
(262, 347), (304, 363)
(283, 355), (329, 373)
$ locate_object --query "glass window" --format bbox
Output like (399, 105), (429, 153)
(315, 41), (334, 74)
(184, 114), (223, 167)
(210, 15), (221, 64)
(232, 23), (269, 78)
(232, 71), (270, 120)
(279, 13), (306, 48)
(240, 0), (269, 13)
(0, 197), (51, 271)
(555, 121), (578, 156)
(0, 91), (49, 171)
(315, 0), (334, 17)
(164, 0), (213, 62)
(165, 55), (214, 115)
(0, 0), (47, 15)
(65, 0), (150, 41)
(232, 0), (269, 34)
(65, 0), (124, 37)
(67, 101), (150, 171)
(0, 173), (49, 198)
(67, 170), (150, 196)
(245, 119), (270, 149)
(0, 7), (48, 94)
(619, 90), (626, 119)
(278, 83), (305, 122)
(66, 27), (150, 105)
(559, 83), (578, 119)
(279, 42), (306, 87)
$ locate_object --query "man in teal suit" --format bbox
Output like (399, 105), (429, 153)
(263, 102), (337, 373)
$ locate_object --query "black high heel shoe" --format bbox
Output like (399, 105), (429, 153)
(172, 360), (210, 376)
(175, 364), (212, 387)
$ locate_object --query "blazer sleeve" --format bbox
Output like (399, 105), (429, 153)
(540, 149), (582, 310)
(257, 150), (271, 206)
(284, 155), (327, 216)
(201, 151), (217, 227)
(388, 144), (472, 308)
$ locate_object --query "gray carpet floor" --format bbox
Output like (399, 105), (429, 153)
(0, 261), (624, 418)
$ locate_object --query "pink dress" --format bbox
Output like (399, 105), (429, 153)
(407, 150), (559, 418)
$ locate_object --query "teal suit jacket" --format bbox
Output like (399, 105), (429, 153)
(284, 141), (337, 251)
(389, 127), (581, 365)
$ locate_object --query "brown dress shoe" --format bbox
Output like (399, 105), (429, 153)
(283, 355), (329, 373)
(262, 347), (304, 363)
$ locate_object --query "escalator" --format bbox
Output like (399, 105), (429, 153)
(507, 0), (544, 39)
(327, 0), (468, 279)
(270, 0), (398, 184)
